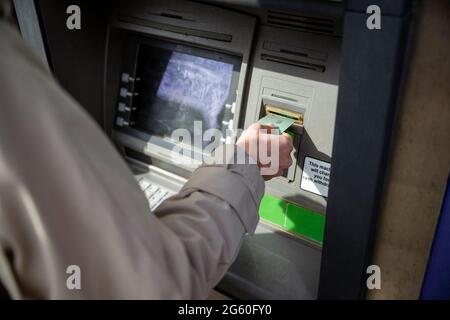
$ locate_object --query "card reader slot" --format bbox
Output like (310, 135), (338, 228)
(265, 105), (304, 130)
(265, 105), (303, 126)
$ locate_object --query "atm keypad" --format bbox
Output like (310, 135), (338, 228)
(137, 177), (175, 211)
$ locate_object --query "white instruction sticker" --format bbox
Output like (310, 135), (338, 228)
(301, 157), (331, 197)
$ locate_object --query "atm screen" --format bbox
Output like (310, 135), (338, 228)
(130, 39), (241, 147)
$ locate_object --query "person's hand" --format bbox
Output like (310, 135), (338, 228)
(236, 123), (294, 181)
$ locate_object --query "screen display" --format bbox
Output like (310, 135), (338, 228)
(130, 41), (240, 148)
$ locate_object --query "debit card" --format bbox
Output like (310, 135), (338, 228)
(258, 114), (296, 134)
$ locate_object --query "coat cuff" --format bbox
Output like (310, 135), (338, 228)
(182, 145), (265, 234)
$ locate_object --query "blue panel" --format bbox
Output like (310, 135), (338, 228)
(421, 176), (450, 300)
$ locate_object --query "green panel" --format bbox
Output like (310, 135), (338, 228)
(258, 194), (326, 244)
(285, 204), (325, 243)
(258, 194), (286, 227)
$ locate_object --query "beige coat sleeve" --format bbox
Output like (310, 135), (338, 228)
(0, 21), (264, 299)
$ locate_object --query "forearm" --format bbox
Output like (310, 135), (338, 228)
(153, 148), (264, 297)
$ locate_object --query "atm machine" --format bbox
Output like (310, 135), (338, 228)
(15, 0), (414, 299)
(103, 0), (341, 299)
